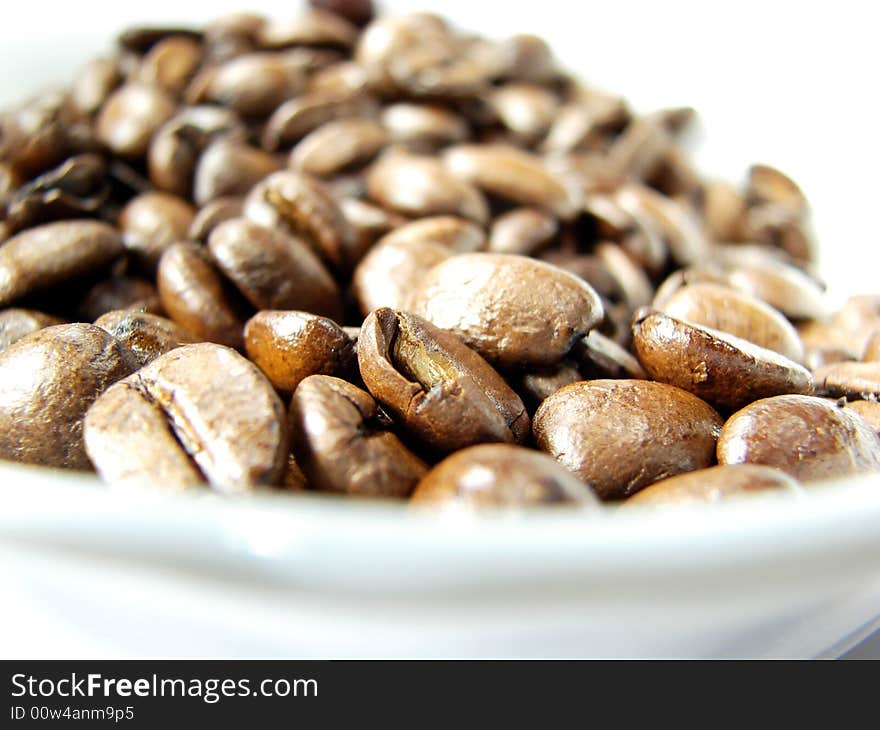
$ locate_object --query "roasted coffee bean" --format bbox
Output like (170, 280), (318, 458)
(366, 151), (488, 223)
(411, 253), (603, 369)
(290, 374), (428, 497)
(533, 379), (723, 500)
(193, 138), (281, 206)
(157, 242), (246, 348)
(747, 164), (808, 215)
(244, 170), (354, 270)
(865, 332), (880, 362)
(496, 33), (557, 84)
(245, 310), (355, 392)
(85, 343), (287, 489)
(489, 207), (558, 255)
(358, 308), (529, 453)
(594, 242), (654, 309)
(717, 395), (880, 481)
(208, 218), (343, 321)
(0, 323), (138, 468)
(0, 309), (64, 352)
(119, 192), (196, 272)
(515, 360), (582, 408)
(444, 144), (578, 219)
(95, 309), (195, 367)
(702, 180), (748, 242)
(380, 103), (468, 149)
(633, 310), (813, 410)
(187, 196), (245, 241)
(310, 0), (375, 27)
(813, 362), (880, 400)
(289, 117), (388, 177)
(262, 90), (377, 151)
(658, 282), (804, 362)
(76, 275), (162, 321)
(377, 215), (486, 251)
(489, 83), (558, 141)
(258, 9), (358, 50)
(338, 197), (406, 264)
(70, 57), (121, 116)
(137, 36), (203, 95)
(572, 330), (647, 380)
(800, 296), (880, 362)
(410, 444), (597, 507)
(0, 220), (123, 307)
(96, 83), (177, 159)
(845, 400), (880, 435)
(202, 12), (265, 61)
(117, 25), (202, 54)
(625, 464), (802, 506)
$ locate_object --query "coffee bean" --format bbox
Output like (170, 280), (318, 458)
(625, 464), (802, 506)
(95, 309), (195, 367)
(119, 192), (195, 273)
(96, 83), (177, 159)
(338, 197), (407, 264)
(533, 379), (723, 500)
(813, 362), (880, 400)
(0, 309), (64, 352)
(70, 57), (121, 116)
(489, 207), (558, 255)
(377, 215), (486, 252)
(193, 138), (281, 206)
(844, 400), (880, 435)
(747, 164), (808, 215)
(410, 444), (598, 508)
(572, 330), (647, 380)
(0, 323), (138, 468)
(633, 310), (813, 410)
(259, 9), (359, 50)
(289, 117), (388, 178)
(717, 395), (880, 481)
(380, 103), (468, 149)
(0, 220), (123, 307)
(701, 180), (748, 242)
(489, 83), (558, 141)
(245, 310), (355, 392)
(865, 331), (880, 362)
(157, 242), (246, 348)
(187, 196), (245, 241)
(85, 343), (287, 489)
(208, 218), (342, 321)
(76, 275), (162, 322)
(310, 0), (374, 27)
(290, 374), (428, 497)
(411, 253), (603, 369)
(514, 359), (582, 408)
(262, 89), (377, 151)
(358, 308), (529, 453)
(137, 36), (203, 95)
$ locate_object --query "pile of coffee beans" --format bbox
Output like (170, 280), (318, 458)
(1, 1), (879, 508)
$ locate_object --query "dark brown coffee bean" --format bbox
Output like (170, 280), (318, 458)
(117, 25), (201, 54)
(244, 310), (355, 392)
(410, 444), (598, 508)
(0, 323), (137, 468)
(95, 310), (196, 367)
(0, 220), (123, 307)
(488, 207), (558, 255)
(244, 170), (354, 271)
(625, 464), (802, 506)
(262, 90), (377, 151)
(515, 360), (582, 408)
(119, 192), (196, 272)
(444, 144), (578, 219)
(358, 308), (529, 453)
(76, 275), (162, 321)
(633, 310), (813, 410)
(366, 151), (489, 223)
(70, 57), (121, 116)
(717, 395), (880, 481)
(193, 138), (281, 206)
(187, 196), (245, 241)
(845, 400), (880, 435)
(208, 218), (343, 321)
(411, 253), (604, 369)
(658, 282), (804, 362)
(289, 118), (388, 178)
(96, 83), (177, 159)
(813, 362), (880, 400)
(0, 309), (64, 352)
(290, 374), (428, 497)
(85, 343), (287, 489)
(310, 0), (374, 27)
(533, 379), (723, 500)
(380, 103), (468, 149)
(157, 242), (246, 348)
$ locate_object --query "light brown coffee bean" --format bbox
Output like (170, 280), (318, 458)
(244, 310), (355, 392)
(85, 343), (287, 489)
(208, 218), (342, 321)
(411, 253), (604, 369)
(410, 444), (597, 508)
(533, 379), (723, 500)
(0, 220), (123, 307)
(119, 192), (196, 272)
(865, 331), (880, 362)
(96, 83), (176, 158)
(845, 400), (880, 435)
(496, 33), (557, 83)
(702, 180), (748, 242)
(262, 90), (377, 151)
(595, 242), (654, 308)
(572, 330), (647, 380)
(366, 151), (489, 223)
(377, 215), (486, 252)
(290, 374), (428, 497)
(258, 8), (358, 50)
(0, 323), (138, 468)
(659, 282), (804, 362)
(157, 242), (246, 348)
(137, 36), (203, 95)
(187, 196), (245, 241)
(717, 394), (880, 481)
(0, 309), (64, 352)
(244, 170), (355, 271)
(813, 362), (880, 400)
(626, 464), (802, 506)
(289, 117), (388, 178)
(444, 144), (578, 219)
(489, 83), (558, 140)
(633, 310), (813, 410)
(337, 197), (407, 264)
(76, 275), (162, 322)
(193, 138), (281, 206)
(380, 102), (468, 149)
(488, 207), (558, 255)
(95, 310), (195, 367)
(747, 163), (808, 215)
(358, 308), (529, 453)
(741, 202), (817, 264)
(70, 57), (121, 116)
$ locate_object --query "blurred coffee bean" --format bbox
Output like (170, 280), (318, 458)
(96, 83), (176, 159)
(119, 192), (195, 273)
(0, 309), (64, 352)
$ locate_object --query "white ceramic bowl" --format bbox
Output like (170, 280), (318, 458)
(2, 0), (879, 658)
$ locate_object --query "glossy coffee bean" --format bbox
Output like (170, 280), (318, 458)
(813, 362), (880, 400)
(94, 310), (195, 368)
(717, 395), (880, 481)
(193, 138), (281, 206)
(96, 83), (176, 159)
(0, 309), (64, 352)
(533, 379), (723, 500)
(119, 192), (196, 273)
(289, 117), (388, 178)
